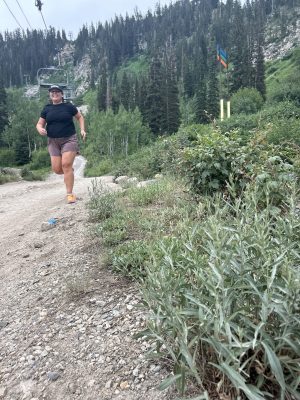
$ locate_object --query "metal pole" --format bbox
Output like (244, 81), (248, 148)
(227, 101), (231, 119)
(220, 99), (224, 121)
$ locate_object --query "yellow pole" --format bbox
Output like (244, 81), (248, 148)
(220, 99), (224, 121)
(227, 100), (231, 119)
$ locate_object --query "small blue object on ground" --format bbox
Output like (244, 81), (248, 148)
(47, 218), (58, 225)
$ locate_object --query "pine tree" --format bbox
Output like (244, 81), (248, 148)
(253, 6), (266, 99)
(230, 3), (249, 93)
(194, 76), (208, 124)
(206, 50), (219, 119)
(90, 69), (96, 90)
(97, 62), (108, 112)
(0, 82), (8, 145)
(162, 55), (180, 134)
(145, 56), (164, 136)
(255, 37), (266, 99)
(183, 62), (194, 98)
(120, 72), (131, 110)
(15, 131), (31, 165)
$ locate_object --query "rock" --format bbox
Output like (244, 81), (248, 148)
(47, 371), (60, 381)
(126, 177), (138, 186)
(120, 381), (130, 390)
(114, 175), (129, 185)
(137, 179), (158, 188)
(105, 380), (112, 389)
(41, 222), (56, 232)
(68, 382), (77, 394)
(0, 387), (7, 398)
(33, 241), (45, 249)
(0, 321), (8, 330)
(1, 167), (21, 178)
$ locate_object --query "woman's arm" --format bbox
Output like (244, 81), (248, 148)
(75, 112), (87, 141)
(36, 117), (47, 136)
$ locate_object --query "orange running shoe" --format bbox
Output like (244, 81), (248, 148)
(67, 193), (76, 204)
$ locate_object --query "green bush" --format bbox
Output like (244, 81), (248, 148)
(109, 240), (153, 279)
(0, 168), (19, 184)
(113, 145), (160, 179)
(231, 88), (264, 115)
(181, 129), (295, 207)
(87, 178), (119, 221)
(260, 101), (300, 122)
(85, 158), (114, 177)
(264, 118), (300, 147)
(0, 148), (16, 166)
(141, 189), (300, 399)
(21, 166), (45, 181)
(29, 148), (51, 170)
(268, 81), (300, 105)
(218, 113), (258, 144)
(113, 126), (205, 180)
(181, 130), (245, 194)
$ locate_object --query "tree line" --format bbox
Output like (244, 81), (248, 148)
(0, 0), (298, 165)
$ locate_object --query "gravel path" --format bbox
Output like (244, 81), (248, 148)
(0, 161), (171, 400)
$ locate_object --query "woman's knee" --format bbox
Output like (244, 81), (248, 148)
(62, 162), (73, 172)
(52, 165), (63, 174)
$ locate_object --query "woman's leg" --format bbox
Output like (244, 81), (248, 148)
(61, 151), (77, 194)
(50, 156), (63, 174)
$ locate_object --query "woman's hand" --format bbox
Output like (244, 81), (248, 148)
(36, 118), (47, 136)
(38, 127), (47, 136)
(81, 129), (87, 141)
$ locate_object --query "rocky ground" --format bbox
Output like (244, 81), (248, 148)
(0, 160), (172, 400)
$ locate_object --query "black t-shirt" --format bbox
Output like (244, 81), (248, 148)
(40, 102), (78, 138)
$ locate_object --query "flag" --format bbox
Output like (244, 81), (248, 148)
(217, 45), (228, 68)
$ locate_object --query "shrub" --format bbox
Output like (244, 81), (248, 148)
(141, 189), (300, 399)
(181, 129), (296, 207)
(29, 148), (51, 170)
(263, 118), (300, 147)
(218, 113), (258, 144)
(109, 240), (153, 279)
(268, 73), (300, 106)
(20, 166), (45, 181)
(181, 130), (245, 194)
(0, 148), (16, 166)
(87, 178), (119, 221)
(85, 158), (114, 177)
(113, 145), (161, 179)
(231, 88), (264, 115)
(112, 126), (210, 180)
(260, 101), (300, 122)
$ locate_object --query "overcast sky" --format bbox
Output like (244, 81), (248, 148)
(0, 0), (173, 37)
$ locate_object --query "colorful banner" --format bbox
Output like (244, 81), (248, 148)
(217, 45), (228, 68)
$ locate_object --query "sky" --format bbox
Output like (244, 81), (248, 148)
(0, 0), (173, 37)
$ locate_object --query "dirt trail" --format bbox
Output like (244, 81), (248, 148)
(0, 159), (170, 400)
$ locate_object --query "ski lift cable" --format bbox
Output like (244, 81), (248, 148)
(2, 0), (24, 30)
(39, 10), (48, 31)
(35, 1), (48, 31)
(15, 0), (32, 30)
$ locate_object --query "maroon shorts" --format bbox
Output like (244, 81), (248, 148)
(47, 134), (79, 157)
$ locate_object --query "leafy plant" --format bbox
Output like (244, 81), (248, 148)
(140, 187), (300, 399)
(108, 240), (153, 279)
(231, 88), (264, 115)
(87, 178), (119, 221)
